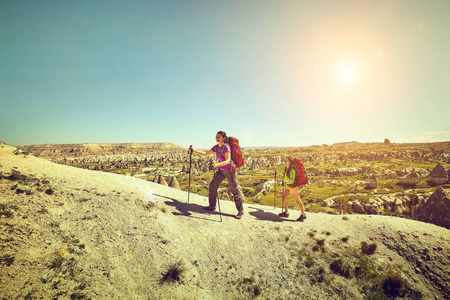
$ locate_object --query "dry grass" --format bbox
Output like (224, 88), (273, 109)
(159, 261), (186, 285)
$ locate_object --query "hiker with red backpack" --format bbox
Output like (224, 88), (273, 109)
(189, 131), (245, 219)
(278, 157), (307, 221)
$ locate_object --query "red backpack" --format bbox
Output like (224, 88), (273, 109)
(220, 136), (244, 172)
(288, 158), (308, 187)
(228, 137), (244, 168)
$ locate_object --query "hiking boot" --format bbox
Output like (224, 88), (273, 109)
(297, 214), (307, 222)
(204, 206), (216, 211)
(278, 212), (290, 218)
(235, 211), (244, 219)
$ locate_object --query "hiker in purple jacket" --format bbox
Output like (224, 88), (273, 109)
(189, 131), (245, 219)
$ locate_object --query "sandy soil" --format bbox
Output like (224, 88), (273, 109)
(1, 144), (449, 299)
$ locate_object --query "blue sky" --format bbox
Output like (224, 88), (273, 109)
(1, 0), (449, 148)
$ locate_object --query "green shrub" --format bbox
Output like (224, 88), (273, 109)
(45, 188), (55, 195)
(330, 258), (352, 278)
(0, 254), (15, 266)
(309, 266), (325, 284)
(305, 255), (314, 268)
(361, 241), (377, 255)
(253, 285), (262, 296)
(0, 204), (13, 218)
(48, 256), (64, 270)
(7, 170), (28, 182)
(354, 255), (377, 281)
(242, 277), (255, 284)
(383, 269), (404, 297)
(312, 238), (326, 252)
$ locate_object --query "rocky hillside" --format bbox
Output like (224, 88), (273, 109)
(1, 143), (449, 299)
(19, 142), (185, 158)
(19, 142), (450, 180)
(18, 142), (450, 230)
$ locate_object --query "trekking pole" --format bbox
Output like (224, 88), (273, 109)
(188, 145), (192, 203)
(274, 170), (277, 210)
(211, 165), (222, 222)
(281, 167), (286, 222)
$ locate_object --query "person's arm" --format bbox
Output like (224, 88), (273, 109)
(189, 146), (214, 157)
(213, 151), (231, 168)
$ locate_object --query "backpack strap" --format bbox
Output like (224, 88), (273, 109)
(213, 144), (223, 154)
(219, 144), (229, 156)
(219, 144), (233, 166)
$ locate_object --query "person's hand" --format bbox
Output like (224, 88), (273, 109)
(211, 161), (216, 167)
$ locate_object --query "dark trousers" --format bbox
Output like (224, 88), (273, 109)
(209, 168), (245, 212)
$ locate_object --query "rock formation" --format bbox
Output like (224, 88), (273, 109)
(439, 150), (450, 163)
(397, 170), (420, 187)
(426, 163), (449, 186)
(413, 187), (450, 229)
(18, 143), (185, 158)
(378, 170), (397, 180)
(157, 175), (168, 186)
(168, 176), (180, 189)
(345, 194), (428, 216)
(365, 174), (377, 189)
(351, 200), (366, 214)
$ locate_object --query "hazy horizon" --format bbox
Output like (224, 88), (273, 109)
(2, 1), (450, 149)
(11, 139), (450, 150)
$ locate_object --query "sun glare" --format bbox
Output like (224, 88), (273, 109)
(336, 62), (358, 84)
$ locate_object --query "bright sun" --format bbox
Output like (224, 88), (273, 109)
(336, 62), (359, 84)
